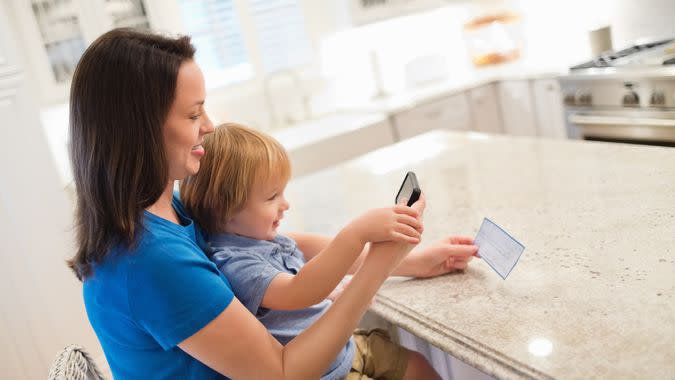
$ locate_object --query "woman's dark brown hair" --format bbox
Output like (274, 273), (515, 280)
(68, 28), (195, 280)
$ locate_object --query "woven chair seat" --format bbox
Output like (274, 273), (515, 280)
(48, 345), (106, 380)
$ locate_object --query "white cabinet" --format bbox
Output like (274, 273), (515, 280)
(391, 78), (567, 141)
(10, 0), (151, 104)
(532, 79), (567, 139)
(392, 93), (471, 140)
(468, 83), (503, 134)
(497, 80), (538, 136)
(347, 0), (447, 26)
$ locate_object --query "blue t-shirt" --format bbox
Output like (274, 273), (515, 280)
(211, 233), (355, 380)
(83, 195), (234, 379)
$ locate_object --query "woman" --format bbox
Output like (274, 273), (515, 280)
(69, 28), (476, 379)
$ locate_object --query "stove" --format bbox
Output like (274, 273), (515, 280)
(559, 38), (675, 146)
(570, 38), (675, 70)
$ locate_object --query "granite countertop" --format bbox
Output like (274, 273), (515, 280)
(281, 131), (675, 379)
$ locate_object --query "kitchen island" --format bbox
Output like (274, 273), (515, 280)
(280, 131), (675, 379)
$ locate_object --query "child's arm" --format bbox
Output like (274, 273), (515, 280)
(288, 232), (368, 275)
(261, 206), (422, 310)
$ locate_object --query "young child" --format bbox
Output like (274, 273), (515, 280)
(181, 123), (442, 380)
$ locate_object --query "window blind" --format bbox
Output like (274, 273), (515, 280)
(248, 0), (312, 73)
(178, 0), (252, 86)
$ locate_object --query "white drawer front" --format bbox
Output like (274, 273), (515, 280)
(393, 93), (471, 140)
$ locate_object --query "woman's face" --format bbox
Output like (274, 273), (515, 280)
(163, 60), (214, 181)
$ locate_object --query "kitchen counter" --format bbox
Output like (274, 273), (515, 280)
(280, 131), (675, 379)
(271, 111), (388, 151)
(271, 111), (393, 178)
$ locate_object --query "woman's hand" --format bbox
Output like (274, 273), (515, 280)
(399, 236), (478, 278)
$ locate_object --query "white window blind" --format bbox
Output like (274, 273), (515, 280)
(178, 0), (253, 87)
(249, 0), (312, 73)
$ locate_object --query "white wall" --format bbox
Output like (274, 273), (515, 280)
(0, 1), (102, 378)
(608, 0), (675, 48)
(514, 0), (675, 58)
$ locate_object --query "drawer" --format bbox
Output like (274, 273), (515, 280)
(393, 93), (471, 140)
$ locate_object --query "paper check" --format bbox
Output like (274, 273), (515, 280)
(474, 218), (525, 279)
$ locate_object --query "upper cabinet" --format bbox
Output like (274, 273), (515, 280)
(11, 0), (151, 104)
(346, 0), (447, 26)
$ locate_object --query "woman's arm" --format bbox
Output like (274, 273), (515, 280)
(178, 239), (416, 380)
(391, 236), (478, 278)
(289, 233), (478, 277)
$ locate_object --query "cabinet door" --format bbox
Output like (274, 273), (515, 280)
(532, 79), (567, 139)
(468, 84), (502, 134)
(497, 80), (538, 136)
(392, 93), (471, 141)
(11, 0), (151, 104)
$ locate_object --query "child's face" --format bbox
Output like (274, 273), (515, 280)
(225, 177), (290, 241)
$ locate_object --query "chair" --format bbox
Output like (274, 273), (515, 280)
(48, 345), (106, 380)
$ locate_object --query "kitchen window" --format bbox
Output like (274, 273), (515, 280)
(249, 0), (312, 74)
(178, 0), (312, 88)
(177, 0), (252, 88)
(16, 0), (313, 103)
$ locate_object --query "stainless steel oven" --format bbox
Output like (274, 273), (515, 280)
(559, 38), (675, 147)
(566, 108), (675, 146)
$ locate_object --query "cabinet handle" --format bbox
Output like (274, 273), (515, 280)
(569, 114), (675, 127)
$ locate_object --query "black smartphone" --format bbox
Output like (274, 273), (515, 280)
(395, 171), (421, 206)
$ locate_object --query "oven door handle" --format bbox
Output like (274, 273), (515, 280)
(568, 114), (675, 128)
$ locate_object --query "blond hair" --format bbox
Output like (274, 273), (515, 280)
(180, 123), (291, 235)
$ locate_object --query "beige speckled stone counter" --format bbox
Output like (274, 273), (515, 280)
(281, 131), (675, 379)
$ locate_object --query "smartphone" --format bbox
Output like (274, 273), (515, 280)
(395, 171), (421, 206)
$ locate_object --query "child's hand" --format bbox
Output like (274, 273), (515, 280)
(349, 205), (423, 245)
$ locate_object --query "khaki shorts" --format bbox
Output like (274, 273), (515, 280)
(343, 328), (409, 380)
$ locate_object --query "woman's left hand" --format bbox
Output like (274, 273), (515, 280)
(406, 236), (478, 278)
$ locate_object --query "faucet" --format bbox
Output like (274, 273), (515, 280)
(262, 69), (311, 129)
